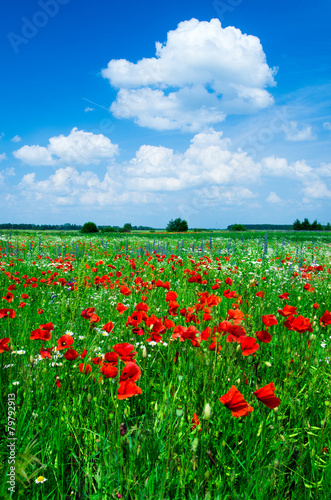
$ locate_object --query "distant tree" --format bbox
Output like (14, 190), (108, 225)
(293, 219), (302, 231)
(301, 218), (311, 231)
(230, 224), (246, 231)
(325, 222), (331, 232)
(122, 223), (132, 233)
(81, 222), (99, 233)
(166, 218), (188, 232)
(311, 219), (322, 231)
(102, 226), (117, 233)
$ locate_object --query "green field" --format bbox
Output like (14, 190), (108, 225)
(1, 231), (331, 499)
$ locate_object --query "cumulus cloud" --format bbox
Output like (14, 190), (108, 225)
(0, 167), (15, 185)
(125, 129), (261, 191)
(13, 128), (119, 166)
(282, 121), (316, 141)
(0, 153), (7, 162)
(102, 18), (276, 131)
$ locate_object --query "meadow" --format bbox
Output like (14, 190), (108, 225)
(1, 230), (331, 499)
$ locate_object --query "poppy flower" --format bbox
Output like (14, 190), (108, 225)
(117, 379), (142, 400)
(320, 310), (331, 327)
(30, 328), (51, 341)
(119, 362), (141, 382)
(37, 308), (44, 314)
(100, 363), (117, 378)
(239, 336), (259, 356)
(3, 291), (14, 302)
(40, 344), (53, 359)
(39, 322), (54, 331)
(0, 308), (15, 319)
(277, 305), (297, 317)
(120, 285), (132, 296)
(262, 315), (278, 327)
(79, 363), (92, 374)
(55, 378), (61, 389)
(286, 315), (313, 333)
(219, 385), (253, 418)
(113, 343), (135, 358)
(104, 351), (119, 364)
(278, 292), (289, 300)
(256, 330), (272, 343)
(81, 307), (95, 319)
(0, 338), (10, 353)
(102, 321), (114, 333)
(56, 334), (74, 351)
(64, 349), (79, 361)
(191, 413), (202, 432)
(227, 309), (244, 325)
(255, 291), (265, 298)
(253, 383), (281, 409)
(116, 303), (128, 314)
(223, 289), (237, 299)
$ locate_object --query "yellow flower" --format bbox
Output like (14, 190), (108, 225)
(35, 476), (47, 484)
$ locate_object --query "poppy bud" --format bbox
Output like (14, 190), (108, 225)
(264, 361), (272, 367)
(273, 459), (279, 468)
(142, 346), (147, 358)
(203, 403), (211, 420)
(280, 434), (285, 441)
(309, 333), (316, 340)
(192, 438), (199, 452)
(30, 355), (34, 364)
(87, 394), (92, 403)
(176, 404), (184, 417)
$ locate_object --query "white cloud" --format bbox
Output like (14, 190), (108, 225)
(84, 107), (95, 112)
(0, 167), (15, 185)
(282, 121), (316, 141)
(262, 155), (313, 179)
(0, 153), (7, 162)
(323, 121), (331, 131)
(302, 181), (331, 199)
(125, 129), (261, 191)
(102, 18), (276, 131)
(13, 145), (55, 166)
(266, 191), (282, 203)
(11, 135), (22, 143)
(13, 128), (119, 166)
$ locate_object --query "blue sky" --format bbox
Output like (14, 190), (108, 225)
(1, 0), (331, 228)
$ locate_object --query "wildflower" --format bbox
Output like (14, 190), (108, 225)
(253, 383), (281, 409)
(0, 338), (10, 353)
(219, 386), (253, 418)
(262, 315), (278, 327)
(35, 476), (47, 484)
(56, 334), (74, 351)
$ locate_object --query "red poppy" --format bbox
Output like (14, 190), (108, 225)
(64, 349), (79, 361)
(55, 378), (61, 389)
(262, 315), (278, 327)
(255, 291), (265, 298)
(223, 289), (237, 299)
(320, 310), (331, 327)
(79, 363), (92, 374)
(219, 385), (253, 418)
(227, 309), (244, 325)
(313, 303), (320, 310)
(278, 292), (289, 300)
(104, 351), (119, 364)
(120, 285), (132, 296)
(3, 291), (14, 303)
(0, 308), (15, 319)
(256, 330), (272, 343)
(37, 308), (44, 314)
(113, 343), (135, 358)
(166, 291), (178, 301)
(225, 277), (233, 285)
(100, 363), (118, 378)
(191, 413), (202, 432)
(253, 383), (281, 409)
(81, 307), (95, 319)
(39, 322), (54, 331)
(277, 305), (297, 317)
(81, 349), (88, 358)
(0, 338), (10, 353)
(116, 303), (128, 314)
(117, 379), (142, 399)
(119, 362), (141, 382)
(30, 328), (51, 341)
(56, 334), (74, 351)
(239, 336), (259, 356)
(89, 313), (100, 324)
(40, 344), (53, 359)
(285, 315), (313, 333)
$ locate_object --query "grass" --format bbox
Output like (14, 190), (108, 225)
(1, 231), (331, 499)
